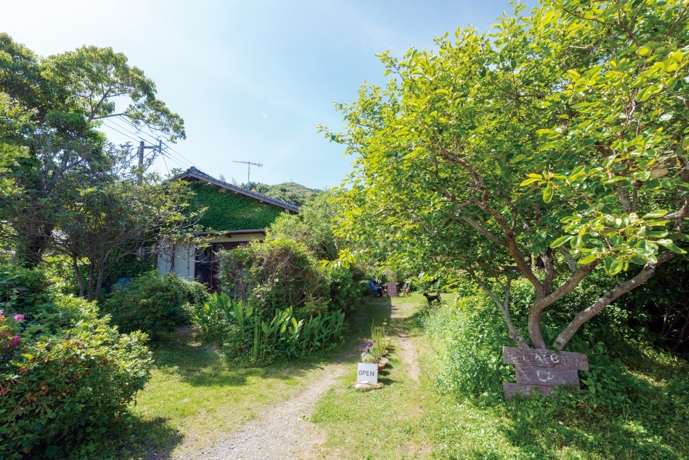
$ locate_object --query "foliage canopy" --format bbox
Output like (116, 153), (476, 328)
(323, 0), (689, 350)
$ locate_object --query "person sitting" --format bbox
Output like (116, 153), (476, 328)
(368, 279), (383, 297)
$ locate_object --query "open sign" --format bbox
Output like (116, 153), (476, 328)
(357, 362), (378, 384)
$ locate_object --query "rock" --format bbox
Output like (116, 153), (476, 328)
(354, 383), (372, 391)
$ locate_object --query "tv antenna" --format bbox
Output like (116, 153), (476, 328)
(233, 160), (263, 185)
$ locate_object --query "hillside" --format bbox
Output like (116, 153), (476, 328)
(251, 182), (321, 207)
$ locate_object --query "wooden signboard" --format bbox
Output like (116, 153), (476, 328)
(503, 347), (589, 370)
(503, 347), (588, 401)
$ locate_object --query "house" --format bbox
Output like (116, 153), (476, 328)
(156, 167), (299, 289)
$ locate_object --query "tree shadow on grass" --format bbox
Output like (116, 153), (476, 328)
(68, 416), (183, 460)
(497, 392), (686, 459)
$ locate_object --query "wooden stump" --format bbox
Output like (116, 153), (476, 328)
(502, 346), (589, 401)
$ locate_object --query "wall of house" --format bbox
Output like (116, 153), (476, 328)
(157, 241), (195, 281)
(156, 232), (266, 281)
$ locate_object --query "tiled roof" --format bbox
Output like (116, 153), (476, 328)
(178, 167), (300, 213)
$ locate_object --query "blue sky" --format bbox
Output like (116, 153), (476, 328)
(1, 0), (517, 189)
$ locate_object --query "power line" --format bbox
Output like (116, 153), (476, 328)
(103, 117), (197, 171)
(112, 116), (198, 170)
(102, 121), (143, 144)
(116, 117), (162, 144)
(160, 150), (190, 170)
(161, 142), (196, 169)
(160, 150), (170, 175)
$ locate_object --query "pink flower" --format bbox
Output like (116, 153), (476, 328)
(10, 336), (20, 346)
(13, 314), (24, 322)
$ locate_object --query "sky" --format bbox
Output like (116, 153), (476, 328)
(1, 0), (518, 189)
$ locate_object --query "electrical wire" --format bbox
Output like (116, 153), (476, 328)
(161, 142), (197, 169)
(103, 116), (198, 171)
(116, 117), (162, 144)
(102, 121), (143, 144)
(116, 117), (198, 170)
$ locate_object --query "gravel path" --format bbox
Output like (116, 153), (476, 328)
(179, 362), (346, 460)
(176, 297), (423, 459)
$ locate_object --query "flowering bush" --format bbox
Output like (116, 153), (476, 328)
(0, 309), (24, 361)
(0, 296), (152, 459)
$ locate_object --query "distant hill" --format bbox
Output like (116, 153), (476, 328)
(251, 182), (321, 207)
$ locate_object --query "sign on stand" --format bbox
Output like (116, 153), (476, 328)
(357, 362), (378, 384)
(502, 346), (589, 400)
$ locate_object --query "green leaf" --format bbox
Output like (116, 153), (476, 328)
(664, 244), (687, 254)
(637, 46), (652, 57)
(550, 235), (573, 248)
(579, 254), (598, 265)
(608, 258), (624, 275)
(643, 210), (667, 218)
(520, 178), (540, 186)
(543, 186), (554, 203)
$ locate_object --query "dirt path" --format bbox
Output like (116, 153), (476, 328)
(178, 360), (347, 460)
(397, 331), (421, 382)
(391, 300), (422, 383)
(179, 298), (422, 460)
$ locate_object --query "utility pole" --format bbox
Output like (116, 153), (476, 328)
(136, 140), (160, 183)
(233, 160), (263, 186)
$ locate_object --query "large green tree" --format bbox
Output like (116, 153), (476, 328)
(323, 0), (689, 350)
(0, 34), (185, 265)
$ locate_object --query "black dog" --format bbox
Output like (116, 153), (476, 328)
(423, 292), (441, 306)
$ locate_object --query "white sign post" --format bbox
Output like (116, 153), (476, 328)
(357, 362), (378, 384)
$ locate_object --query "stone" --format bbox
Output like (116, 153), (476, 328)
(354, 383), (372, 391)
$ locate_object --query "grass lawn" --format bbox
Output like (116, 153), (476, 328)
(309, 293), (689, 459)
(76, 295), (387, 459)
(73, 293), (689, 459)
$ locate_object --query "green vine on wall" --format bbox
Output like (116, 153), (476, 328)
(188, 182), (288, 231)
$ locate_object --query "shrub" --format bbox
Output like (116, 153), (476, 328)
(323, 264), (361, 312)
(0, 265), (54, 314)
(190, 292), (347, 365)
(423, 289), (513, 398)
(102, 271), (208, 337)
(218, 239), (362, 317)
(0, 296), (152, 459)
(218, 238), (331, 318)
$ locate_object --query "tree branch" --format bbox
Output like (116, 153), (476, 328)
(469, 270), (529, 347)
(559, 246), (577, 274)
(552, 253), (675, 350)
(460, 216), (506, 246)
(528, 259), (601, 348)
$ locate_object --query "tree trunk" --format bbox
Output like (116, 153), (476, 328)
(94, 263), (105, 302)
(528, 304), (547, 349)
(527, 260), (601, 349)
(72, 254), (85, 298)
(552, 254), (674, 350)
(87, 262), (95, 302)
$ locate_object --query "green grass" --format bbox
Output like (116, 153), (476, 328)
(71, 293), (689, 458)
(70, 296), (387, 459)
(309, 294), (689, 459)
